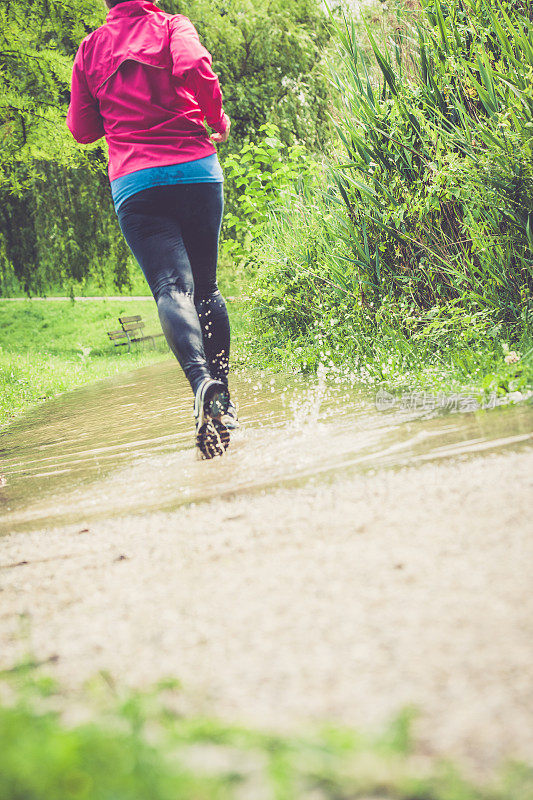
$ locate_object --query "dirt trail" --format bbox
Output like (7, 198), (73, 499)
(1, 447), (532, 775)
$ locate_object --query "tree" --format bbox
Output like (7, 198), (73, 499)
(0, 0), (331, 295)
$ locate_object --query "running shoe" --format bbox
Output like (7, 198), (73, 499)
(221, 399), (240, 430)
(194, 378), (231, 459)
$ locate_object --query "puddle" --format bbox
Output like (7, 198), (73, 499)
(1, 359), (532, 533)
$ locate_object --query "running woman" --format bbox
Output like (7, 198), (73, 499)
(67, 0), (238, 459)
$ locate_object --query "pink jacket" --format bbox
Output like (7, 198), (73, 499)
(66, 0), (228, 181)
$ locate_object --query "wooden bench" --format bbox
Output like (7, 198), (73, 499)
(107, 315), (165, 352)
(107, 328), (132, 351)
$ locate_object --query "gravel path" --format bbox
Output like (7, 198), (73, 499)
(1, 448), (532, 775)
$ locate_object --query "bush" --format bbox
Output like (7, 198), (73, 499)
(249, 0), (533, 392)
(222, 123), (321, 268)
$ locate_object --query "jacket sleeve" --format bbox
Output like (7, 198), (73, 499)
(169, 16), (228, 135)
(66, 43), (105, 144)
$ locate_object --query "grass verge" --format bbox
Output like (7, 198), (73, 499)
(0, 298), (248, 427)
(1, 666), (532, 800)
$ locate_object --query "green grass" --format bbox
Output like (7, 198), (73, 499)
(246, 174), (533, 405)
(247, 287), (533, 405)
(0, 298), (248, 426)
(1, 667), (531, 800)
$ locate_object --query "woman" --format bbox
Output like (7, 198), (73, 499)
(67, 0), (238, 459)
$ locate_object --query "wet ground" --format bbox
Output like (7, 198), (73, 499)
(1, 359), (532, 774)
(1, 359), (532, 534)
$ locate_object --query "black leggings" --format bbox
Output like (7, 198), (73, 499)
(117, 182), (230, 395)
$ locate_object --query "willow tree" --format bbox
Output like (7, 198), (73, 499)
(0, 0), (330, 295)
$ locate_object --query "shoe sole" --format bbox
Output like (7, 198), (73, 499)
(196, 417), (230, 460)
(195, 380), (231, 460)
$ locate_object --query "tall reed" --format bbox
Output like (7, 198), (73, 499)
(327, 0), (533, 322)
(249, 0), (533, 385)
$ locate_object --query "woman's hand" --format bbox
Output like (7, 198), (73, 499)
(210, 114), (230, 144)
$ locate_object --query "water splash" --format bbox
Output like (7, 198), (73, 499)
(1, 359), (531, 534)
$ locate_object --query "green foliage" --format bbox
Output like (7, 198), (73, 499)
(248, 0), (533, 395)
(0, 0), (130, 294)
(170, 0), (332, 148)
(1, 668), (531, 799)
(222, 123), (321, 267)
(480, 341), (533, 398)
(326, 0), (532, 319)
(0, 164), (135, 297)
(0, 0), (331, 296)
(0, 0), (105, 192)
(0, 678), (227, 800)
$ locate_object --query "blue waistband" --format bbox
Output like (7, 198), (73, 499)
(111, 154), (223, 211)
